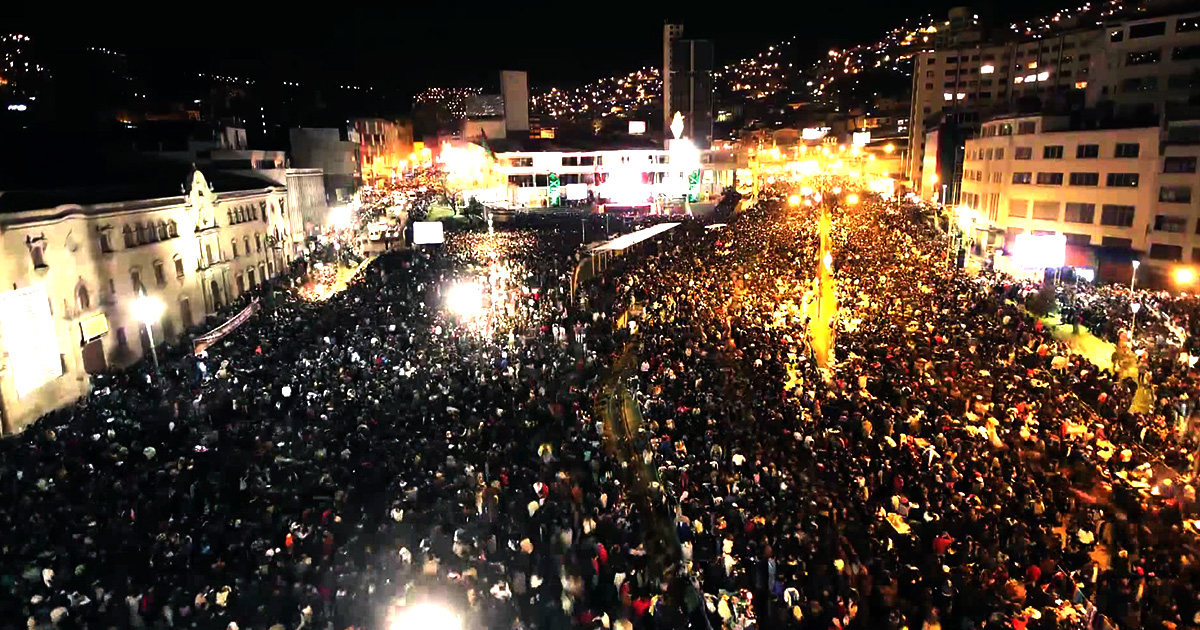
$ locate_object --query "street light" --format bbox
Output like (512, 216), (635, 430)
(1131, 301), (1142, 337)
(846, 193), (859, 205)
(390, 604), (462, 630)
(1175, 267), (1196, 286)
(446, 282), (484, 318)
(132, 295), (164, 376)
(1130, 259), (1141, 293)
(788, 194), (801, 206)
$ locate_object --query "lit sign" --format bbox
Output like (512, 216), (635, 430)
(547, 172), (560, 204)
(79, 313), (109, 342)
(1011, 233), (1066, 269)
(413, 221), (445, 245)
(565, 183), (588, 201)
(852, 131), (872, 146)
(0, 284), (62, 398)
(801, 127), (830, 140)
(628, 120), (647, 135)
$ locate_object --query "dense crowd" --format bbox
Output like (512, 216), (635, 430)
(4, 187), (1200, 630)
(591, 192), (1200, 630)
(0, 226), (664, 630)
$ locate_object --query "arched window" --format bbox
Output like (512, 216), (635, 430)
(135, 222), (147, 244)
(30, 245), (46, 269)
(157, 221), (169, 240)
(123, 225), (135, 248)
(231, 238), (239, 258)
(168, 220), (178, 238)
(255, 233), (262, 252)
(244, 236), (251, 255)
(227, 210), (233, 225)
(76, 282), (90, 311)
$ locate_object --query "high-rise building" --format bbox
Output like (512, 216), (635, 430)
(663, 26), (714, 149)
(670, 39), (715, 149)
(1086, 11), (1200, 121)
(907, 6), (1200, 205)
(663, 24), (685, 137)
(500, 70), (530, 137)
(353, 118), (414, 183)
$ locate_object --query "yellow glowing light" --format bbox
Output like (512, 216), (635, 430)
(930, 173), (939, 184)
(846, 193), (859, 205)
(788, 194), (801, 206)
(390, 604), (462, 630)
(1176, 268), (1196, 285)
(800, 186), (813, 196)
(832, 187), (842, 194)
(884, 144), (895, 154)
(446, 282), (484, 318)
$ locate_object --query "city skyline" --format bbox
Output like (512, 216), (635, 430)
(12, 1), (1067, 101)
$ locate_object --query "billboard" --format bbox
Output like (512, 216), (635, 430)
(802, 127), (830, 140)
(413, 221), (445, 245)
(565, 183), (588, 201)
(852, 131), (872, 146)
(0, 284), (62, 398)
(628, 121), (647, 135)
(1011, 233), (1066, 269)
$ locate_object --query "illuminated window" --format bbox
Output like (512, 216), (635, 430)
(1074, 81), (1088, 89)
(981, 64), (994, 74)
(1028, 61), (1038, 69)
(943, 93), (954, 101)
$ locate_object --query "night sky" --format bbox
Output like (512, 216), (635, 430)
(14, 1), (1061, 94)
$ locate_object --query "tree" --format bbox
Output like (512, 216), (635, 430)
(463, 198), (486, 226)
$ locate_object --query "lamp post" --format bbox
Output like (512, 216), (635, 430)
(1130, 259), (1141, 293)
(1131, 301), (1141, 338)
(132, 295), (165, 377)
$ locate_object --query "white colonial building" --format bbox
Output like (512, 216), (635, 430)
(0, 166), (297, 434)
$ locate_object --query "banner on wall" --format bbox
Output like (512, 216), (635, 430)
(0, 284), (63, 398)
(193, 298), (261, 355)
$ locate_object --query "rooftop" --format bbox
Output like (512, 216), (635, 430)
(0, 149), (281, 214)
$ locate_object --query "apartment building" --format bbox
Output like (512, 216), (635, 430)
(907, 29), (1102, 197)
(1088, 11), (1200, 121)
(959, 114), (1200, 270)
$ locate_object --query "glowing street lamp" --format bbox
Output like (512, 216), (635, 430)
(390, 604), (462, 630)
(1175, 267), (1196, 286)
(446, 282), (484, 319)
(846, 193), (859, 205)
(788, 194), (801, 206)
(132, 295), (165, 375)
(884, 143), (895, 154)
